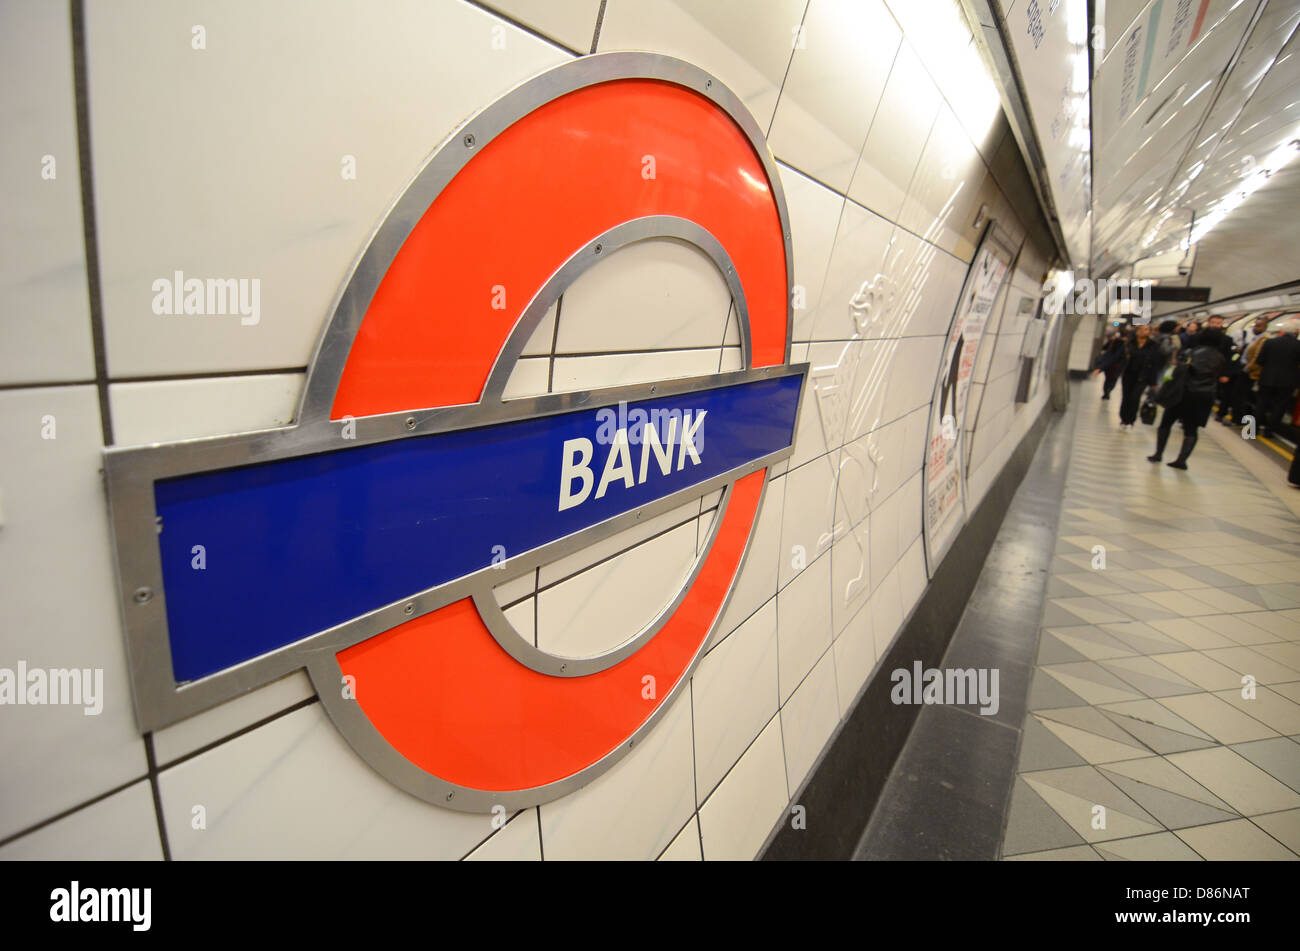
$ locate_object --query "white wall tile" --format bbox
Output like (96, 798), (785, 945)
(538, 691), (695, 859)
(503, 597), (535, 645)
(692, 600), (778, 803)
(809, 200), (893, 341)
(109, 373), (303, 445)
(795, 339), (859, 467)
(537, 520), (697, 657)
(0, 0), (94, 386)
(464, 809), (542, 860)
(868, 488), (901, 594)
(0, 386), (147, 841)
(478, 0), (601, 52)
(841, 339), (889, 442)
(658, 816), (702, 860)
(848, 41), (940, 222)
(493, 569), (536, 606)
(777, 551), (832, 704)
(830, 516), (871, 635)
(777, 454), (836, 590)
(767, 0), (899, 192)
(833, 596), (877, 712)
(877, 227), (965, 339)
(896, 535), (927, 618)
(597, 0), (806, 132)
(540, 498), (698, 587)
(153, 671), (314, 765)
(697, 714), (787, 860)
(897, 470), (924, 552)
(501, 356), (551, 400)
(87, 0), (569, 377)
(883, 0), (1002, 156)
(899, 105), (986, 261)
(0, 780), (160, 860)
(556, 238), (731, 353)
(551, 349), (720, 392)
(159, 703), (493, 859)
(871, 566), (905, 660)
(834, 433), (874, 530)
(519, 299), (558, 356)
(778, 163), (845, 343)
(780, 647), (840, 792)
(710, 477), (782, 647)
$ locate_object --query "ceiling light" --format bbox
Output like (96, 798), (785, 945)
(1183, 80), (1213, 106)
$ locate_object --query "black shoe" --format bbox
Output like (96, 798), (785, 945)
(1102, 394), (1111, 400)
(1167, 460), (1187, 470)
(1147, 454), (1162, 463)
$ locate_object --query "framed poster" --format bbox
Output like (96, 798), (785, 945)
(922, 221), (1017, 577)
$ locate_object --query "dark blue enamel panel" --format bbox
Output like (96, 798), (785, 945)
(154, 374), (802, 681)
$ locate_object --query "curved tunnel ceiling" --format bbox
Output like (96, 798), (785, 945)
(1090, 0), (1300, 289)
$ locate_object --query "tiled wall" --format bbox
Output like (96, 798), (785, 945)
(0, 0), (1056, 860)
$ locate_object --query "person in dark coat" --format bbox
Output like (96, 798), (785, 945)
(1119, 323), (1163, 429)
(1148, 328), (1229, 469)
(1094, 328), (1127, 399)
(1253, 322), (1300, 438)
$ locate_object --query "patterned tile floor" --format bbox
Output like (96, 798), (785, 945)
(1001, 380), (1300, 861)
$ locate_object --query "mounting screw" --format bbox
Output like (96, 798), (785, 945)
(463, 133), (475, 148)
(706, 80), (712, 90)
(650, 384), (657, 393)
(594, 243), (603, 254)
(560, 663), (567, 672)
(446, 791), (454, 801)
(404, 602), (415, 616)
(133, 586), (153, 604)
(405, 416), (417, 430)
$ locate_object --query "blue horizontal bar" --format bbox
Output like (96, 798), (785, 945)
(154, 374), (802, 681)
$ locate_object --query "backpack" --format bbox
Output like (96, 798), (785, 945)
(1155, 350), (1189, 407)
(1185, 345), (1225, 392)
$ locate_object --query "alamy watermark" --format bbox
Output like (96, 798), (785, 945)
(1043, 274), (1153, 323)
(891, 661), (1000, 716)
(151, 271), (261, 325)
(0, 663), (103, 715)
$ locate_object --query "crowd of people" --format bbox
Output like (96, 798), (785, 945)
(1092, 313), (1300, 485)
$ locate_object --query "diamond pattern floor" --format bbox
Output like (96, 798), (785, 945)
(1001, 380), (1300, 861)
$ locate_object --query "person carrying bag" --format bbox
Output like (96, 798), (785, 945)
(1148, 328), (1229, 469)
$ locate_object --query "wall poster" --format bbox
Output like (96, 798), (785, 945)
(922, 221), (1017, 577)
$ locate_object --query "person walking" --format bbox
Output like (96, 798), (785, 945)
(1119, 323), (1163, 429)
(1252, 320), (1300, 439)
(1148, 327), (1229, 469)
(1094, 326), (1127, 400)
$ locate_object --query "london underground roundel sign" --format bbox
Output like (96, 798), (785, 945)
(104, 53), (807, 811)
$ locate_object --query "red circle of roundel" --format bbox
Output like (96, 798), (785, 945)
(332, 76), (788, 795)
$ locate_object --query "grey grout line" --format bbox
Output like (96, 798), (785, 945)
(70, 0), (112, 449)
(588, 0), (607, 55)
(0, 770), (149, 851)
(463, 0), (586, 56)
(765, 0), (809, 141)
